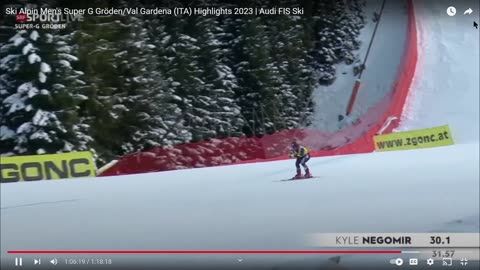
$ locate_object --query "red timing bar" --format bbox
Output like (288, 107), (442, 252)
(8, 250), (402, 254)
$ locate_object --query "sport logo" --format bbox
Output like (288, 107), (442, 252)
(12, 8), (84, 24)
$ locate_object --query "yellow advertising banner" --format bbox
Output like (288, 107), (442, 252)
(1, 151), (96, 182)
(374, 125), (454, 152)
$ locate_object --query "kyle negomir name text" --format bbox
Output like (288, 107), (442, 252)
(336, 236), (412, 245)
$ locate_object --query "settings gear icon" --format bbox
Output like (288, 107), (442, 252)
(427, 258), (434, 266)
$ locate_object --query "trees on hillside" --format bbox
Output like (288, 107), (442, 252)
(0, 26), (91, 156)
(0, 0), (365, 164)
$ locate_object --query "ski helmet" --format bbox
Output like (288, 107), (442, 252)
(291, 141), (299, 150)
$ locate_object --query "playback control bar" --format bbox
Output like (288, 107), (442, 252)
(4, 248), (480, 270)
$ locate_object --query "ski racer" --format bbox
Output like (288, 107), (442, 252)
(289, 141), (312, 179)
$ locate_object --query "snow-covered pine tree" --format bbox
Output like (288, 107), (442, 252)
(73, 2), (193, 163)
(0, 23), (15, 154)
(223, 16), (278, 136)
(267, 14), (316, 129)
(74, 13), (135, 163)
(114, 14), (191, 153)
(144, 14), (195, 147)
(313, 0), (365, 85)
(40, 29), (93, 153)
(191, 15), (244, 139)
(0, 23), (91, 156)
(154, 16), (212, 142)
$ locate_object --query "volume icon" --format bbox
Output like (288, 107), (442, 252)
(50, 258), (58, 265)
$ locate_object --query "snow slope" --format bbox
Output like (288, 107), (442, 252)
(397, 0), (480, 143)
(1, 143), (479, 269)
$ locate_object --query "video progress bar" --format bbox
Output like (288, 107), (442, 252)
(8, 250), (403, 254)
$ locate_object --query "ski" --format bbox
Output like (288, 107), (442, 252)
(280, 176), (318, 182)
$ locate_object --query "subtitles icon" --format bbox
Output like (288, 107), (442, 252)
(409, 258), (418, 265)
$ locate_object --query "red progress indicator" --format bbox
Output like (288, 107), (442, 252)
(8, 250), (402, 254)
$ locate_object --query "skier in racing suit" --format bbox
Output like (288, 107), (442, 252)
(289, 141), (311, 179)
